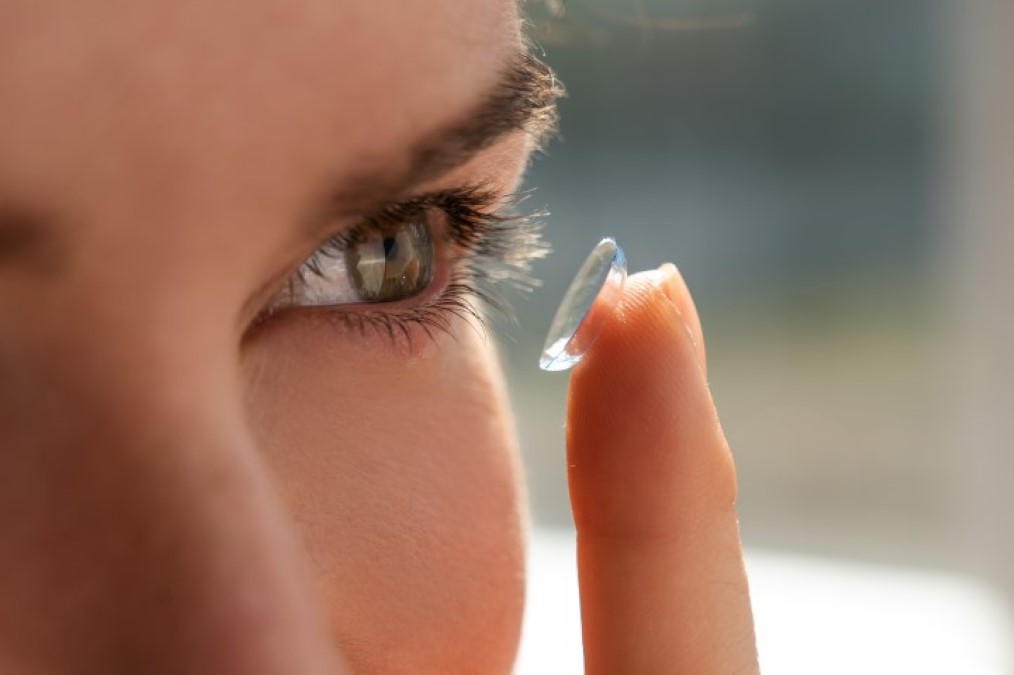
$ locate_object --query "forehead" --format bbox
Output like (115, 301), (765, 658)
(0, 0), (522, 218)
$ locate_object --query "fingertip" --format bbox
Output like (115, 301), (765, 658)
(571, 268), (704, 423)
(656, 263), (707, 372)
(566, 269), (736, 536)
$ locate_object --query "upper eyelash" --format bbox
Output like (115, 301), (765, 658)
(295, 183), (550, 339)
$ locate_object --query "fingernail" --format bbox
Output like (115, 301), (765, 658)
(653, 263), (705, 372)
(656, 263), (681, 305)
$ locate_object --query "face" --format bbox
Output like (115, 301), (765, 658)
(0, 1), (557, 672)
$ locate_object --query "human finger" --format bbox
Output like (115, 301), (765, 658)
(566, 265), (757, 674)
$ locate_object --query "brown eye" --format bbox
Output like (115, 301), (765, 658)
(346, 219), (435, 302)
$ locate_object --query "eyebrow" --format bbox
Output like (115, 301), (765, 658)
(316, 46), (563, 223)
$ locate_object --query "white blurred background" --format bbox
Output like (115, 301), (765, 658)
(506, 0), (1014, 671)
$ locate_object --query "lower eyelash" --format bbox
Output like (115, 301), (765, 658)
(328, 273), (485, 348)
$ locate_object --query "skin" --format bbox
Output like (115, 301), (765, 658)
(0, 0), (758, 673)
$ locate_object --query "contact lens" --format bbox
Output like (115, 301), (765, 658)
(539, 237), (627, 371)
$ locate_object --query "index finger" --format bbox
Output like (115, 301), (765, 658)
(567, 266), (758, 674)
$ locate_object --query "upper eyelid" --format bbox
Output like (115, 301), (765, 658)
(308, 183), (505, 260)
(359, 182), (504, 229)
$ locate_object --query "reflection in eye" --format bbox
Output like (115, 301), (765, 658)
(347, 221), (433, 302)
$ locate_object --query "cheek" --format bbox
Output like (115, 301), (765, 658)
(243, 322), (526, 674)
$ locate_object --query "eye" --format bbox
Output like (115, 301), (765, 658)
(254, 184), (550, 342)
(269, 210), (438, 311)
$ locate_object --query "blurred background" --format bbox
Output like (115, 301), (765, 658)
(506, 0), (1014, 672)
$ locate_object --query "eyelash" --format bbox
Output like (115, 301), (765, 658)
(274, 184), (549, 344)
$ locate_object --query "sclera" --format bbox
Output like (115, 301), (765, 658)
(539, 237), (627, 372)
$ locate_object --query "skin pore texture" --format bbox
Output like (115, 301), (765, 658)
(0, 0), (537, 672)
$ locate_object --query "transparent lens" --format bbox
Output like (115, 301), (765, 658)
(539, 237), (627, 371)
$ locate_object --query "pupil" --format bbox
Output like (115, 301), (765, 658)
(347, 220), (434, 302)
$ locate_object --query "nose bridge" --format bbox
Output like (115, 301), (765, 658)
(0, 333), (341, 674)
